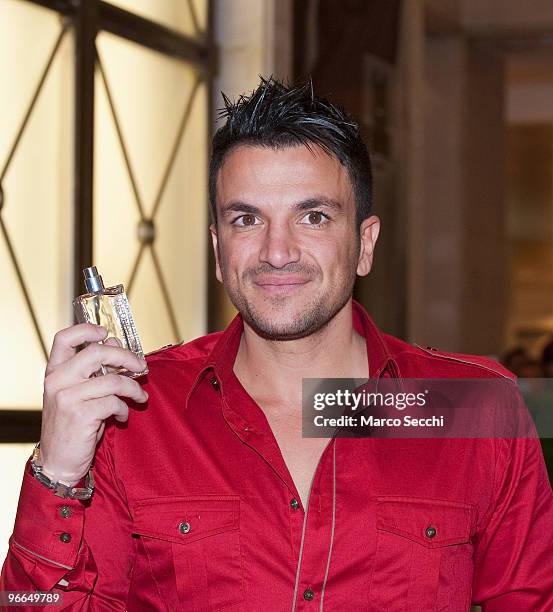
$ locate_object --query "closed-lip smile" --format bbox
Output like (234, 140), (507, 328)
(254, 275), (310, 286)
(253, 276), (311, 291)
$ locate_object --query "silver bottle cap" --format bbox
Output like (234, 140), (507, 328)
(83, 266), (105, 293)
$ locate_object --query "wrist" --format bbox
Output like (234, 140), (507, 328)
(39, 463), (83, 487)
(31, 443), (95, 500)
(35, 443), (87, 484)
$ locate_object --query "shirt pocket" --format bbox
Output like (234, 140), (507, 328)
(367, 497), (475, 612)
(132, 495), (244, 611)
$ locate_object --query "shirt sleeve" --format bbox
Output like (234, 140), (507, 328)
(0, 422), (134, 610)
(472, 430), (553, 611)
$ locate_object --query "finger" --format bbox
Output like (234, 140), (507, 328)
(86, 395), (130, 423)
(105, 336), (123, 348)
(95, 421), (106, 445)
(76, 373), (148, 404)
(67, 343), (147, 381)
(49, 324), (107, 367)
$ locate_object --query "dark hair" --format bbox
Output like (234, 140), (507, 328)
(208, 76), (372, 228)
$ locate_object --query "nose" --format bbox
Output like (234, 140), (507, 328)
(258, 221), (300, 269)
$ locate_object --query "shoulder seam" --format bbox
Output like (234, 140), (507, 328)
(411, 343), (514, 380)
(145, 341), (185, 357)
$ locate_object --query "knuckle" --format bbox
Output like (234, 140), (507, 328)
(53, 324), (74, 342)
(52, 329), (64, 345)
(107, 395), (125, 414)
(86, 342), (103, 360)
(117, 396), (128, 411)
(103, 373), (121, 392)
(43, 375), (58, 397)
(122, 381), (138, 399)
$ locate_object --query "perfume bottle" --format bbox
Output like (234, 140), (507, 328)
(73, 266), (148, 378)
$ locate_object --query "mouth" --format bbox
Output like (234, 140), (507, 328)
(253, 276), (311, 293)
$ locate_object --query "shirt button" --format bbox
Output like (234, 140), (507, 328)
(303, 588), (315, 601)
(211, 377), (220, 391)
(59, 532), (72, 543)
(290, 498), (300, 511)
(179, 522), (191, 534)
(425, 525), (437, 539)
(60, 506), (72, 519)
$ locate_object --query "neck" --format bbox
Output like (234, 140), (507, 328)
(233, 299), (369, 410)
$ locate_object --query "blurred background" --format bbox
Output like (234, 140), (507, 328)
(1, 0), (553, 570)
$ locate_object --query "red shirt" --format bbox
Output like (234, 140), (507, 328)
(2, 300), (553, 611)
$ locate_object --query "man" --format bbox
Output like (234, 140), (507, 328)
(2, 77), (553, 611)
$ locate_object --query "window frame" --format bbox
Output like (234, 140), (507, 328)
(0, 0), (215, 442)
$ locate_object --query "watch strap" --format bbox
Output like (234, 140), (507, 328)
(31, 442), (95, 500)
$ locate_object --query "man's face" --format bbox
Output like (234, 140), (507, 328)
(210, 144), (380, 340)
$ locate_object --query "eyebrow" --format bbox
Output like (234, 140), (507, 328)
(296, 197), (343, 212)
(220, 196), (343, 217)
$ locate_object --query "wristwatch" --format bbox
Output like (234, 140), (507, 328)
(30, 442), (95, 500)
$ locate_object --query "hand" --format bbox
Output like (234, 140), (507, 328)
(38, 324), (149, 485)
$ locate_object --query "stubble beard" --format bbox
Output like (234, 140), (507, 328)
(220, 261), (359, 342)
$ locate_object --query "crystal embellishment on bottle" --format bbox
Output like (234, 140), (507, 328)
(73, 266), (148, 378)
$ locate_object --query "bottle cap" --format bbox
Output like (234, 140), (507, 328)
(83, 266), (105, 293)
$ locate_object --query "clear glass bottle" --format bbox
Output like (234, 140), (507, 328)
(73, 266), (148, 378)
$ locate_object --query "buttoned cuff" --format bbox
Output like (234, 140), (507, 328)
(11, 459), (86, 571)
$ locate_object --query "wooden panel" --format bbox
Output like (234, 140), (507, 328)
(506, 124), (553, 347)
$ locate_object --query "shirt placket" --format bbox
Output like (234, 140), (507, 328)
(290, 438), (336, 610)
(214, 372), (336, 607)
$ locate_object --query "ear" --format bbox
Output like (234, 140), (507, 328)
(356, 215), (380, 277)
(210, 223), (223, 283)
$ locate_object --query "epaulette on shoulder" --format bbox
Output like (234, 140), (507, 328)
(412, 343), (515, 380)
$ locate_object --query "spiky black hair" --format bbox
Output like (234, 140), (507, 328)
(208, 76), (372, 228)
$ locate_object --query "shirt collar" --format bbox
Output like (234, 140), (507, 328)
(193, 298), (398, 396)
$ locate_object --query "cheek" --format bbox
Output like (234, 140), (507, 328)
(312, 233), (356, 265)
(322, 241), (359, 286)
(221, 231), (266, 263)
(217, 243), (251, 281)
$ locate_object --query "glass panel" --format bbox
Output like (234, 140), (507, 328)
(0, 1), (73, 408)
(94, 32), (207, 352)
(155, 82), (208, 345)
(0, 443), (34, 560)
(130, 249), (175, 350)
(107, 0), (208, 37)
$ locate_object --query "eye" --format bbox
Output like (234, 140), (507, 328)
(300, 210), (330, 226)
(232, 213), (260, 227)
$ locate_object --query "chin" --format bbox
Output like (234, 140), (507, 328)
(246, 318), (322, 341)
(242, 298), (341, 341)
